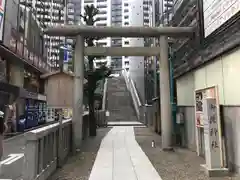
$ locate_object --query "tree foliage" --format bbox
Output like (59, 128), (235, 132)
(81, 4), (112, 136)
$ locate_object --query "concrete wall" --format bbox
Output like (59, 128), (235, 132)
(176, 46), (240, 172)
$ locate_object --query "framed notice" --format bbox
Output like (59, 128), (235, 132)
(195, 86), (223, 167)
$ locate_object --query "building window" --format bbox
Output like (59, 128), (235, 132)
(124, 41), (129, 45)
(96, 23), (107, 26)
(124, 3), (128, 6)
(124, 22), (129, 25)
(98, 17), (107, 21)
(144, 19), (149, 23)
(97, 5), (107, 9)
(98, 10), (107, 14)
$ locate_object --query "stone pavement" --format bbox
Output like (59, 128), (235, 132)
(49, 125), (240, 180)
(89, 125), (162, 180)
(134, 127), (240, 180)
(49, 76), (240, 180)
(49, 124), (162, 180)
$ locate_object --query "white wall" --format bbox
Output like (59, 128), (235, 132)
(177, 46), (240, 106)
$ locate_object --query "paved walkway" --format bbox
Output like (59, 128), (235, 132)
(49, 76), (240, 180)
(89, 125), (162, 180)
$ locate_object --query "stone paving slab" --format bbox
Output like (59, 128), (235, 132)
(89, 126), (162, 180)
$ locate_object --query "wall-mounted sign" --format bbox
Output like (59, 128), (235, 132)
(0, 0), (6, 41)
(203, 0), (240, 37)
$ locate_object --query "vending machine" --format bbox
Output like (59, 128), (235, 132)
(38, 101), (47, 125)
(25, 99), (33, 129)
(42, 102), (47, 123)
(33, 101), (39, 127)
(25, 99), (38, 129)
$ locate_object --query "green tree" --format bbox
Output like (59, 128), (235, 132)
(81, 4), (111, 136)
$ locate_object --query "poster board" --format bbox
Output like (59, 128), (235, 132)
(194, 86), (223, 168)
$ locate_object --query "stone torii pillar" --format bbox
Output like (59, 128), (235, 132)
(72, 35), (85, 151)
(159, 36), (172, 150)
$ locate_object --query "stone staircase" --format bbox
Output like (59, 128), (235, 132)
(106, 77), (141, 126)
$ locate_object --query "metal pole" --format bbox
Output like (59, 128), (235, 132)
(159, 35), (173, 150)
(72, 35), (84, 152)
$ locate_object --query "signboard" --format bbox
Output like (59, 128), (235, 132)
(195, 86), (223, 168)
(0, 0), (6, 41)
(203, 0), (240, 37)
(63, 49), (68, 63)
(203, 97), (222, 169)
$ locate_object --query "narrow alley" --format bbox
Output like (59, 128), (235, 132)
(49, 77), (239, 180)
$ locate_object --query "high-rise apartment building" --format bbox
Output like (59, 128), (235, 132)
(32, 0), (75, 68)
(81, 0), (112, 68)
(111, 0), (122, 69)
(123, 0), (155, 103)
(71, 0), (82, 24)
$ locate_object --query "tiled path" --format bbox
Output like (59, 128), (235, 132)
(88, 125), (162, 180)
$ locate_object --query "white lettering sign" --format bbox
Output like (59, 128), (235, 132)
(203, 0), (240, 37)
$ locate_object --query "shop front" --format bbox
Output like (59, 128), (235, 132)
(0, 82), (47, 133)
(18, 88), (47, 131)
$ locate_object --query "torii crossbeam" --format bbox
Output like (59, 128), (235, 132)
(44, 25), (194, 151)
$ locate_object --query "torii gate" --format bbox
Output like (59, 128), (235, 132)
(45, 25), (194, 151)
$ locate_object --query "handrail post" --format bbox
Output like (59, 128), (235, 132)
(23, 134), (39, 180)
(57, 109), (63, 167)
